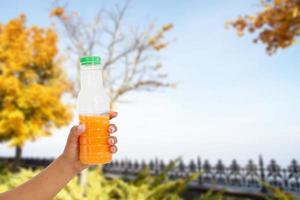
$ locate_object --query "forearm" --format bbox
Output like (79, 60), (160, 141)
(0, 155), (78, 200)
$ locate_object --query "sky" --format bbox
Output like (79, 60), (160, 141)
(0, 0), (300, 166)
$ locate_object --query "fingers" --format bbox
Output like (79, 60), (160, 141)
(107, 136), (118, 153)
(108, 113), (118, 153)
(110, 145), (118, 153)
(109, 111), (118, 119)
(67, 125), (85, 145)
(108, 113), (118, 154)
(107, 136), (117, 145)
(77, 124), (85, 133)
(108, 124), (117, 133)
(109, 112), (117, 134)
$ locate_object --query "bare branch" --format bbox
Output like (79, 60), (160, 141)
(50, 0), (174, 107)
(112, 80), (174, 103)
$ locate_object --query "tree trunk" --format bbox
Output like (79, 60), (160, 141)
(13, 146), (22, 170)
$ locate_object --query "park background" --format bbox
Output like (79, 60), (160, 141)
(0, 0), (299, 199)
(1, 0), (299, 165)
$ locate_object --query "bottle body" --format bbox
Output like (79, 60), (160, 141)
(77, 57), (111, 164)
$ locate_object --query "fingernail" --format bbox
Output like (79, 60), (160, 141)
(111, 146), (117, 153)
(112, 111), (118, 116)
(77, 125), (85, 133)
(109, 126), (115, 133)
(108, 138), (114, 144)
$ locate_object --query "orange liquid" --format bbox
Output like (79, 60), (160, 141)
(79, 115), (112, 164)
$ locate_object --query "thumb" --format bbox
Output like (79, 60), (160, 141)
(67, 125), (85, 145)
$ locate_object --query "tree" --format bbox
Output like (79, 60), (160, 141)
(50, 1), (175, 107)
(0, 15), (72, 167)
(228, 0), (300, 55)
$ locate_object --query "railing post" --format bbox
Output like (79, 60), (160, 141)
(155, 158), (159, 175)
(197, 157), (202, 184)
(259, 155), (267, 193)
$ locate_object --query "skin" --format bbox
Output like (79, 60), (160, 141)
(0, 111), (118, 200)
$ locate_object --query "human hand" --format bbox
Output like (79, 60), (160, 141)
(60, 111), (118, 173)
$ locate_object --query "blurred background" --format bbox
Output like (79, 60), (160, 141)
(0, 0), (299, 199)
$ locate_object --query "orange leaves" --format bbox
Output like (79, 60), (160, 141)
(2, 15), (26, 42)
(49, 7), (65, 17)
(0, 15), (72, 147)
(275, 0), (283, 5)
(29, 26), (58, 66)
(50, 7), (76, 22)
(231, 17), (247, 36)
(229, 0), (300, 54)
(292, 6), (299, 17)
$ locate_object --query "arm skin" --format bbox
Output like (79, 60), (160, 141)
(0, 156), (80, 200)
(0, 111), (118, 200)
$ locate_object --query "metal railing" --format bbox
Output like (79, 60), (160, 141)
(102, 156), (300, 197)
(1, 156), (299, 199)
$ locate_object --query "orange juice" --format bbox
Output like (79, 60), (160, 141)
(79, 115), (111, 164)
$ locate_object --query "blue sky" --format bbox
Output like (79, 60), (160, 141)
(0, 0), (299, 166)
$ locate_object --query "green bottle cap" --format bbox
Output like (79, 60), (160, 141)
(80, 56), (101, 65)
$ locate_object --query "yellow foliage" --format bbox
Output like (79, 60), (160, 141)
(0, 166), (198, 200)
(0, 15), (72, 147)
(50, 7), (65, 17)
(162, 23), (173, 31)
(50, 7), (71, 22)
(148, 23), (173, 51)
(229, 0), (300, 54)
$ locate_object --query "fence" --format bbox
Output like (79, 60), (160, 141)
(103, 156), (300, 198)
(1, 156), (299, 199)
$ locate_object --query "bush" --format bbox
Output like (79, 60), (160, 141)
(0, 164), (296, 200)
(0, 160), (203, 200)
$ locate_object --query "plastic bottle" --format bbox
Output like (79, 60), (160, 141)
(77, 56), (111, 164)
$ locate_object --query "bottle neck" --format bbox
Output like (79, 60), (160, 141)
(80, 69), (104, 90)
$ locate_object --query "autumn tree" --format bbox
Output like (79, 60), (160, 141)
(229, 0), (300, 55)
(50, 1), (175, 107)
(0, 15), (72, 167)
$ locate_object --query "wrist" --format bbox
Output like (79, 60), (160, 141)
(57, 154), (80, 175)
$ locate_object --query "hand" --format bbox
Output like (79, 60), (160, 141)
(60, 111), (118, 173)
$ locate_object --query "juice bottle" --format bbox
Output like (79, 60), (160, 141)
(77, 56), (111, 164)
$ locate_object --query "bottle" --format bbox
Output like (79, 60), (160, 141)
(77, 56), (111, 164)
